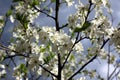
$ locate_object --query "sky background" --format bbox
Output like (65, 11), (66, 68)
(0, 0), (120, 80)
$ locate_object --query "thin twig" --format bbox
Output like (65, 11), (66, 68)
(33, 6), (55, 20)
(39, 64), (57, 78)
(107, 41), (111, 80)
(109, 65), (119, 79)
(61, 32), (80, 69)
(59, 23), (68, 29)
(111, 68), (120, 80)
(5, 51), (17, 67)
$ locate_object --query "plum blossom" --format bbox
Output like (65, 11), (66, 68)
(68, 14), (78, 29)
(0, 64), (6, 78)
(77, 77), (86, 80)
(73, 41), (84, 53)
(110, 28), (120, 50)
(65, 0), (74, 6)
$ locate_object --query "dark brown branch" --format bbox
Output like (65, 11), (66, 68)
(57, 53), (62, 80)
(61, 32), (80, 69)
(4, 54), (28, 60)
(39, 64), (57, 78)
(55, 0), (60, 31)
(59, 23), (68, 29)
(22, 0), (55, 20)
(33, 6), (55, 20)
(100, 38), (110, 49)
(5, 51), (17, 66)
(0, 43), (20, 54)
(84, 0), (93, 22)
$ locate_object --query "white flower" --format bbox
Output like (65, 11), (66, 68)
(0, 64), (6, 78)
(50, 31), (73, 53)
(99, 49), (107, 59)
(77, 77), (86, 80)
(68, 14), (78, 30)
(10, 15), (15, 23)
(66, 0), (74, 6)
(0, 70), (6, 77)
(74, 42), (84, 53)
(39, 29), (49, 44)
(31, 42), (40, 54)
(13, 65), (25, 80)
(105, 27), (114, 37)
(51, 65), (58, 75)
(0, 50), (5, 57)
(28, 54), (40, 69)
(0, 64), (5, 69)
(110, 28), (120, 49)
(101, 0), (108, 6)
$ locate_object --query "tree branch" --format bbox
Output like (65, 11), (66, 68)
(61, 32), (80, 69)
(109, 65), (119, 79)
(57, 53), (62, 80)
(39, 64), (57, 78)
(59, 23), (68, 29)
(33, 6), (55, 20)
(55, 0), (60, 31)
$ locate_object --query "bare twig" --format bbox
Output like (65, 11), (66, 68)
(111, 68), (120, 80)
(59, 23), (68, 29)
(33, 6), (55, 20)
(109, 65), (119, 80)
(39, 64), (57, 78)
(107, 42), (111, 80)
(5, 51), (17, 67)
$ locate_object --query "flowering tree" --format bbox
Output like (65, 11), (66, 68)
(0, 0), (120, 80)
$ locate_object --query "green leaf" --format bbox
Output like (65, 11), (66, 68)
(70, 32), (75, 39)
(44, 52), (55, 64)
(51, 0), (56, 2)
(30, 0), (39, 7)
(16, 13), (29, 30)
(19, 64), (28, 73)
(69, 54), (75, 61)
(6, 9), (12, 17)
(74, 21), (91, 32)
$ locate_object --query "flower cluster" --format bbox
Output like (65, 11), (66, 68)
(65, 0), (74, 6)
(110, 28), (120, 52)
(0, 64), (6, 78)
